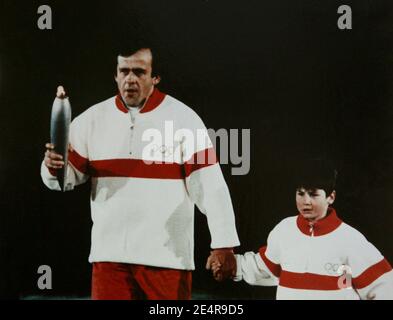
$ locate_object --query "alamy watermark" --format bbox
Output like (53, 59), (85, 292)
(37, 5), (52, 30)
(38, 4), (353, 31)
(337, 5), (352, 30)
(337, 264), (352, 289)
(141, 121), (250, 175)
(37, 265), (52, 290)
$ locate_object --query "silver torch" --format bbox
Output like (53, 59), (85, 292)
(50, 86), (72, 192)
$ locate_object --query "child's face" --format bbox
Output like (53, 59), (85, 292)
(296, 188), (335, 222)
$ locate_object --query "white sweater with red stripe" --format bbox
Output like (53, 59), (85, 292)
(41, 89), (240, 270)
(234, 209), (393, 300)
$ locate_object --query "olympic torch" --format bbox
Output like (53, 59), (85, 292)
(50, 86), (72, 192)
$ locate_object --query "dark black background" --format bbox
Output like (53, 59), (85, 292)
(0, 0), (392, 299)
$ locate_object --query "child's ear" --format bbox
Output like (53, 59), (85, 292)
(327, 190), (336, 205)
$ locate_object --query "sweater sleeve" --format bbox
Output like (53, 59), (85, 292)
(233, 251), (279, 286)
(41, 113), (90, 191)
(233, 225), (281, 286)
(348, 231), (393, 300)
(181, 111), (240, 249)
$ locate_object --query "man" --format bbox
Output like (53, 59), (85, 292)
(41, 46), (239, 299)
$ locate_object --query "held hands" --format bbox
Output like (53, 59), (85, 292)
(206, 248), (236, 282)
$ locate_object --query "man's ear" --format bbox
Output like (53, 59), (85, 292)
(327, 190), (336, 205)
(152, 75), (161, 86)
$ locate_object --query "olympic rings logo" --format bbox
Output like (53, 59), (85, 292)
(324, 262), (340, 275)
(324, 263), (352, 289)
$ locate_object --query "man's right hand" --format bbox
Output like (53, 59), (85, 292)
(44, 143), (65, 169)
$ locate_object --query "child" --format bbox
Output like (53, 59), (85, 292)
(208, 160), (393, 299)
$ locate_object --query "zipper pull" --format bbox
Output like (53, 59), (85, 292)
(309, 223), (314, 237)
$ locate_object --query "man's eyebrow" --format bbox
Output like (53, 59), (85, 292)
(132, 67), (146, 72)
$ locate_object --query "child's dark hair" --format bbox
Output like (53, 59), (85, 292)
(294, 158), (338, 196)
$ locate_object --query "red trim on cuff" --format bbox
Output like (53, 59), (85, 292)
(184, 148), (218, 177)
(353, 258), (393, 289)
(259, 246), (281, 277)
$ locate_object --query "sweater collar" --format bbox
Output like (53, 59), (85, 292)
(296, 207), (342, 236)
(115, 88), (166, 114)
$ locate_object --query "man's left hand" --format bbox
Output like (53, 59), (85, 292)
(206, 248), (236, 281)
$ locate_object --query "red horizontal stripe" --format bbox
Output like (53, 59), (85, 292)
(184, 148), (217, 177)
(279, 270), (341, 290)
(89, 158), (184, 179)
(69, 149), (89, 174)
(353, 258), (392, 289)
(259, 246), (282, 277)
(69, 148), (217, 179)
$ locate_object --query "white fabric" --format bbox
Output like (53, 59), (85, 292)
(41, 93), (240, 270)
(234, 216), (393, 300)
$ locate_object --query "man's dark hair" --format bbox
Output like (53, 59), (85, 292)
(116, 41), (162, 77)
(294, 158), (338, 196)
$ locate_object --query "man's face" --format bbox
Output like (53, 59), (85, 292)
(296, 188), (335, 222)
(115, 48), (160, 107)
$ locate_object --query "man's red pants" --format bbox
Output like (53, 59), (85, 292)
(91, 262), (192, 300)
